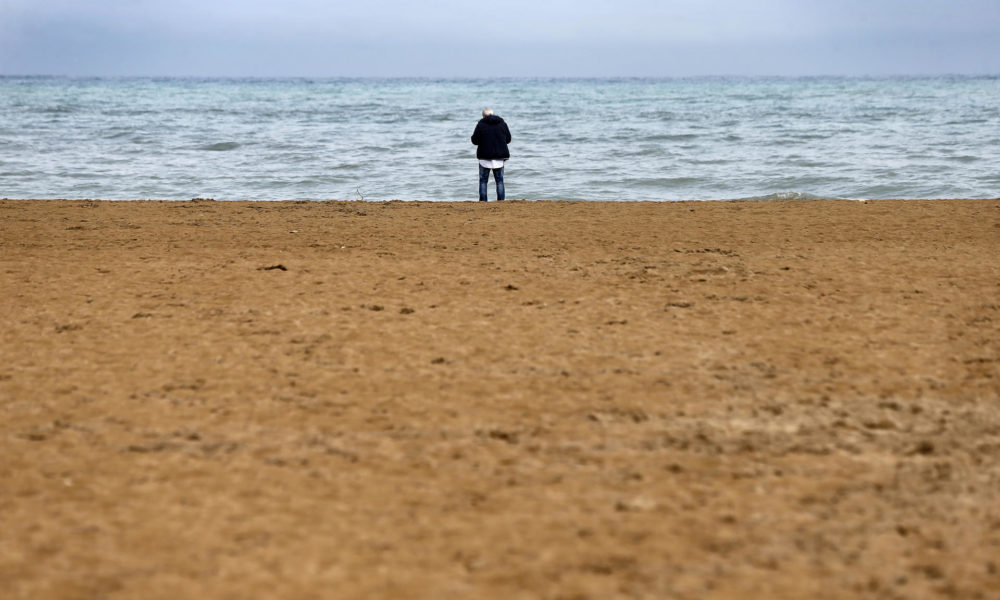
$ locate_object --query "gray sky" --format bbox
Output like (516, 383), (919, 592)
(2, 0), (999, 77)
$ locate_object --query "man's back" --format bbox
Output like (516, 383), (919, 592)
(472, 115), (512, 160)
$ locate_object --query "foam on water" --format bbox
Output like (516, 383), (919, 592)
(0, 76), (998, 201)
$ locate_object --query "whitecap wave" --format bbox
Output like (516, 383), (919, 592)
(735, 191), (845, 202)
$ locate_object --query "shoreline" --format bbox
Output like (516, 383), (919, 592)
(2, 198), (998, 598)
(3, 196), (998, 203)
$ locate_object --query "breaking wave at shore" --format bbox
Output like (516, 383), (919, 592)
(1, 76), (998, 201)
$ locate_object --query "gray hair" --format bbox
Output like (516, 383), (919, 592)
(482, 107), (494, 117)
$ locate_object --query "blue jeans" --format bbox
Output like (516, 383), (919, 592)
(479, 165), (505, 202)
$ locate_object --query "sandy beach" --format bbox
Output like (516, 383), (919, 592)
(1, 198), (998, 599)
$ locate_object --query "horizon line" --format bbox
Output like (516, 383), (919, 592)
(3, 72), (999, 81)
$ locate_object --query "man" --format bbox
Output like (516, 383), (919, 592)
(471, 108), (511, 202)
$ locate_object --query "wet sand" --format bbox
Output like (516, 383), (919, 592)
(1, 198), (999, 599)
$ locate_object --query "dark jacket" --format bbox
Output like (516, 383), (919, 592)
(471, 115), (511, 160)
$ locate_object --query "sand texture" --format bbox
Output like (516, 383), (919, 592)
(1, 198), (999, 599)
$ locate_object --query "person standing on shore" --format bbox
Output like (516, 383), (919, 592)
(471, 108), (511, 202)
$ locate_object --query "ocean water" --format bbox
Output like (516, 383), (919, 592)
(1, 76), (998, 201)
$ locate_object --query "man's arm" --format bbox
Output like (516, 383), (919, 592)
(471, 123), (481, 145)
(503, 122), (511, 144)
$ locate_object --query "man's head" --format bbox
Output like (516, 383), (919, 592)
(482, 108), (494, 118)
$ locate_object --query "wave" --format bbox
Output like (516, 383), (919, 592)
(624, 177), (704, 188)
(735, 191), (843, 202)
(199, 142), (241, 151)
(645, 133), (699, 142)
(684, 158), (736, 165)
(36, 105), (77, 114)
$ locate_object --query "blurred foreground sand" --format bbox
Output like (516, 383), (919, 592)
(1, 198), (999, 599)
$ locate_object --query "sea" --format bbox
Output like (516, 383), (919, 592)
(1, 76), (998, 202)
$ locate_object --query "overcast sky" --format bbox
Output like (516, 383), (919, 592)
(2, 0), (998, 77)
